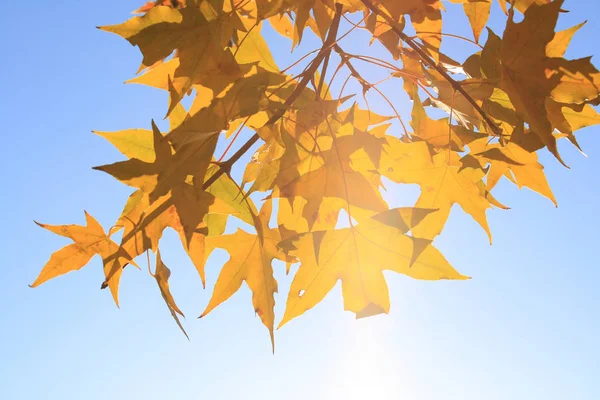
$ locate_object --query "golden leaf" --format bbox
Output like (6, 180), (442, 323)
(201, 200), (295, 349)
(497, 0), (600, 162)
(381, 138), (492, 241)
(278, 212), (467, 326)
(154, 250), (189, 339)
(471, 136), (556, 206)
(32, 212), (136, 306)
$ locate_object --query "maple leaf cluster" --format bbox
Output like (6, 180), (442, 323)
(34, 0), (600, 347)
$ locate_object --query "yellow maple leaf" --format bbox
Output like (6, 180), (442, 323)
(497, 0), (550, 14)
(113, 182), (235, 288)
(200, 200), (296, 349)
(94, 120), (218, 202)
(380, 0), (443, 62)
(154, 250), (189, 339)
(381, 138), (492, 241)
(471, 137), (557, 206)
(498, 0), (600, 162)
(32, 211), (136, 306)
(278, 209), (468, 326)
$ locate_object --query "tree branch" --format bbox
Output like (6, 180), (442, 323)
(360, 0), (502, 136)
(202, 2), (345, 189)
(334, 44), (410, 135)
(106, 3), (346, 280)
(315, 42), (334, 99)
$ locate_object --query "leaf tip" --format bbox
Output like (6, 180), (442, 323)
(554, 151), (570, 169)
(270, 331), (275, 355)
(276, 317), (288, 330)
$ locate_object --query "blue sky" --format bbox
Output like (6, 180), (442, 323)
(1, 1), (599, 399)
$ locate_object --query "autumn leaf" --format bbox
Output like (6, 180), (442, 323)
(277, 125), (388, 230)
(32, 211), (136, 306)
(380, 0), (443, 62)
(133, 0), (186, 15)
(474, 141), (556, 206)
(463, 0), (491, 43)
(111, 181), (236, 289)
(495, 0), (600, 163)
(154, 250), (189, 339)
(381, 138), (493, 241)
(102, 2), (247, 113)
(95, 121), (235, 287)
(233, 24), (279, 73)
(497, 0), (550, 14)
(94, 120), (218, 202)
(94, 128), (157, 163)
(100, 6), (199, 71)
(278, 209), (467, 326)
(201, 200), (296, 349)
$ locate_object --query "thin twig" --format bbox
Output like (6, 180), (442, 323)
(360, 0), (501, 136)
(315, 47), (332, 99)
(202, 3), (345, 189)
(334, 44), (409, 136)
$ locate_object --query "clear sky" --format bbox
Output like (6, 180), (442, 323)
(1, 1), (599, 399)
